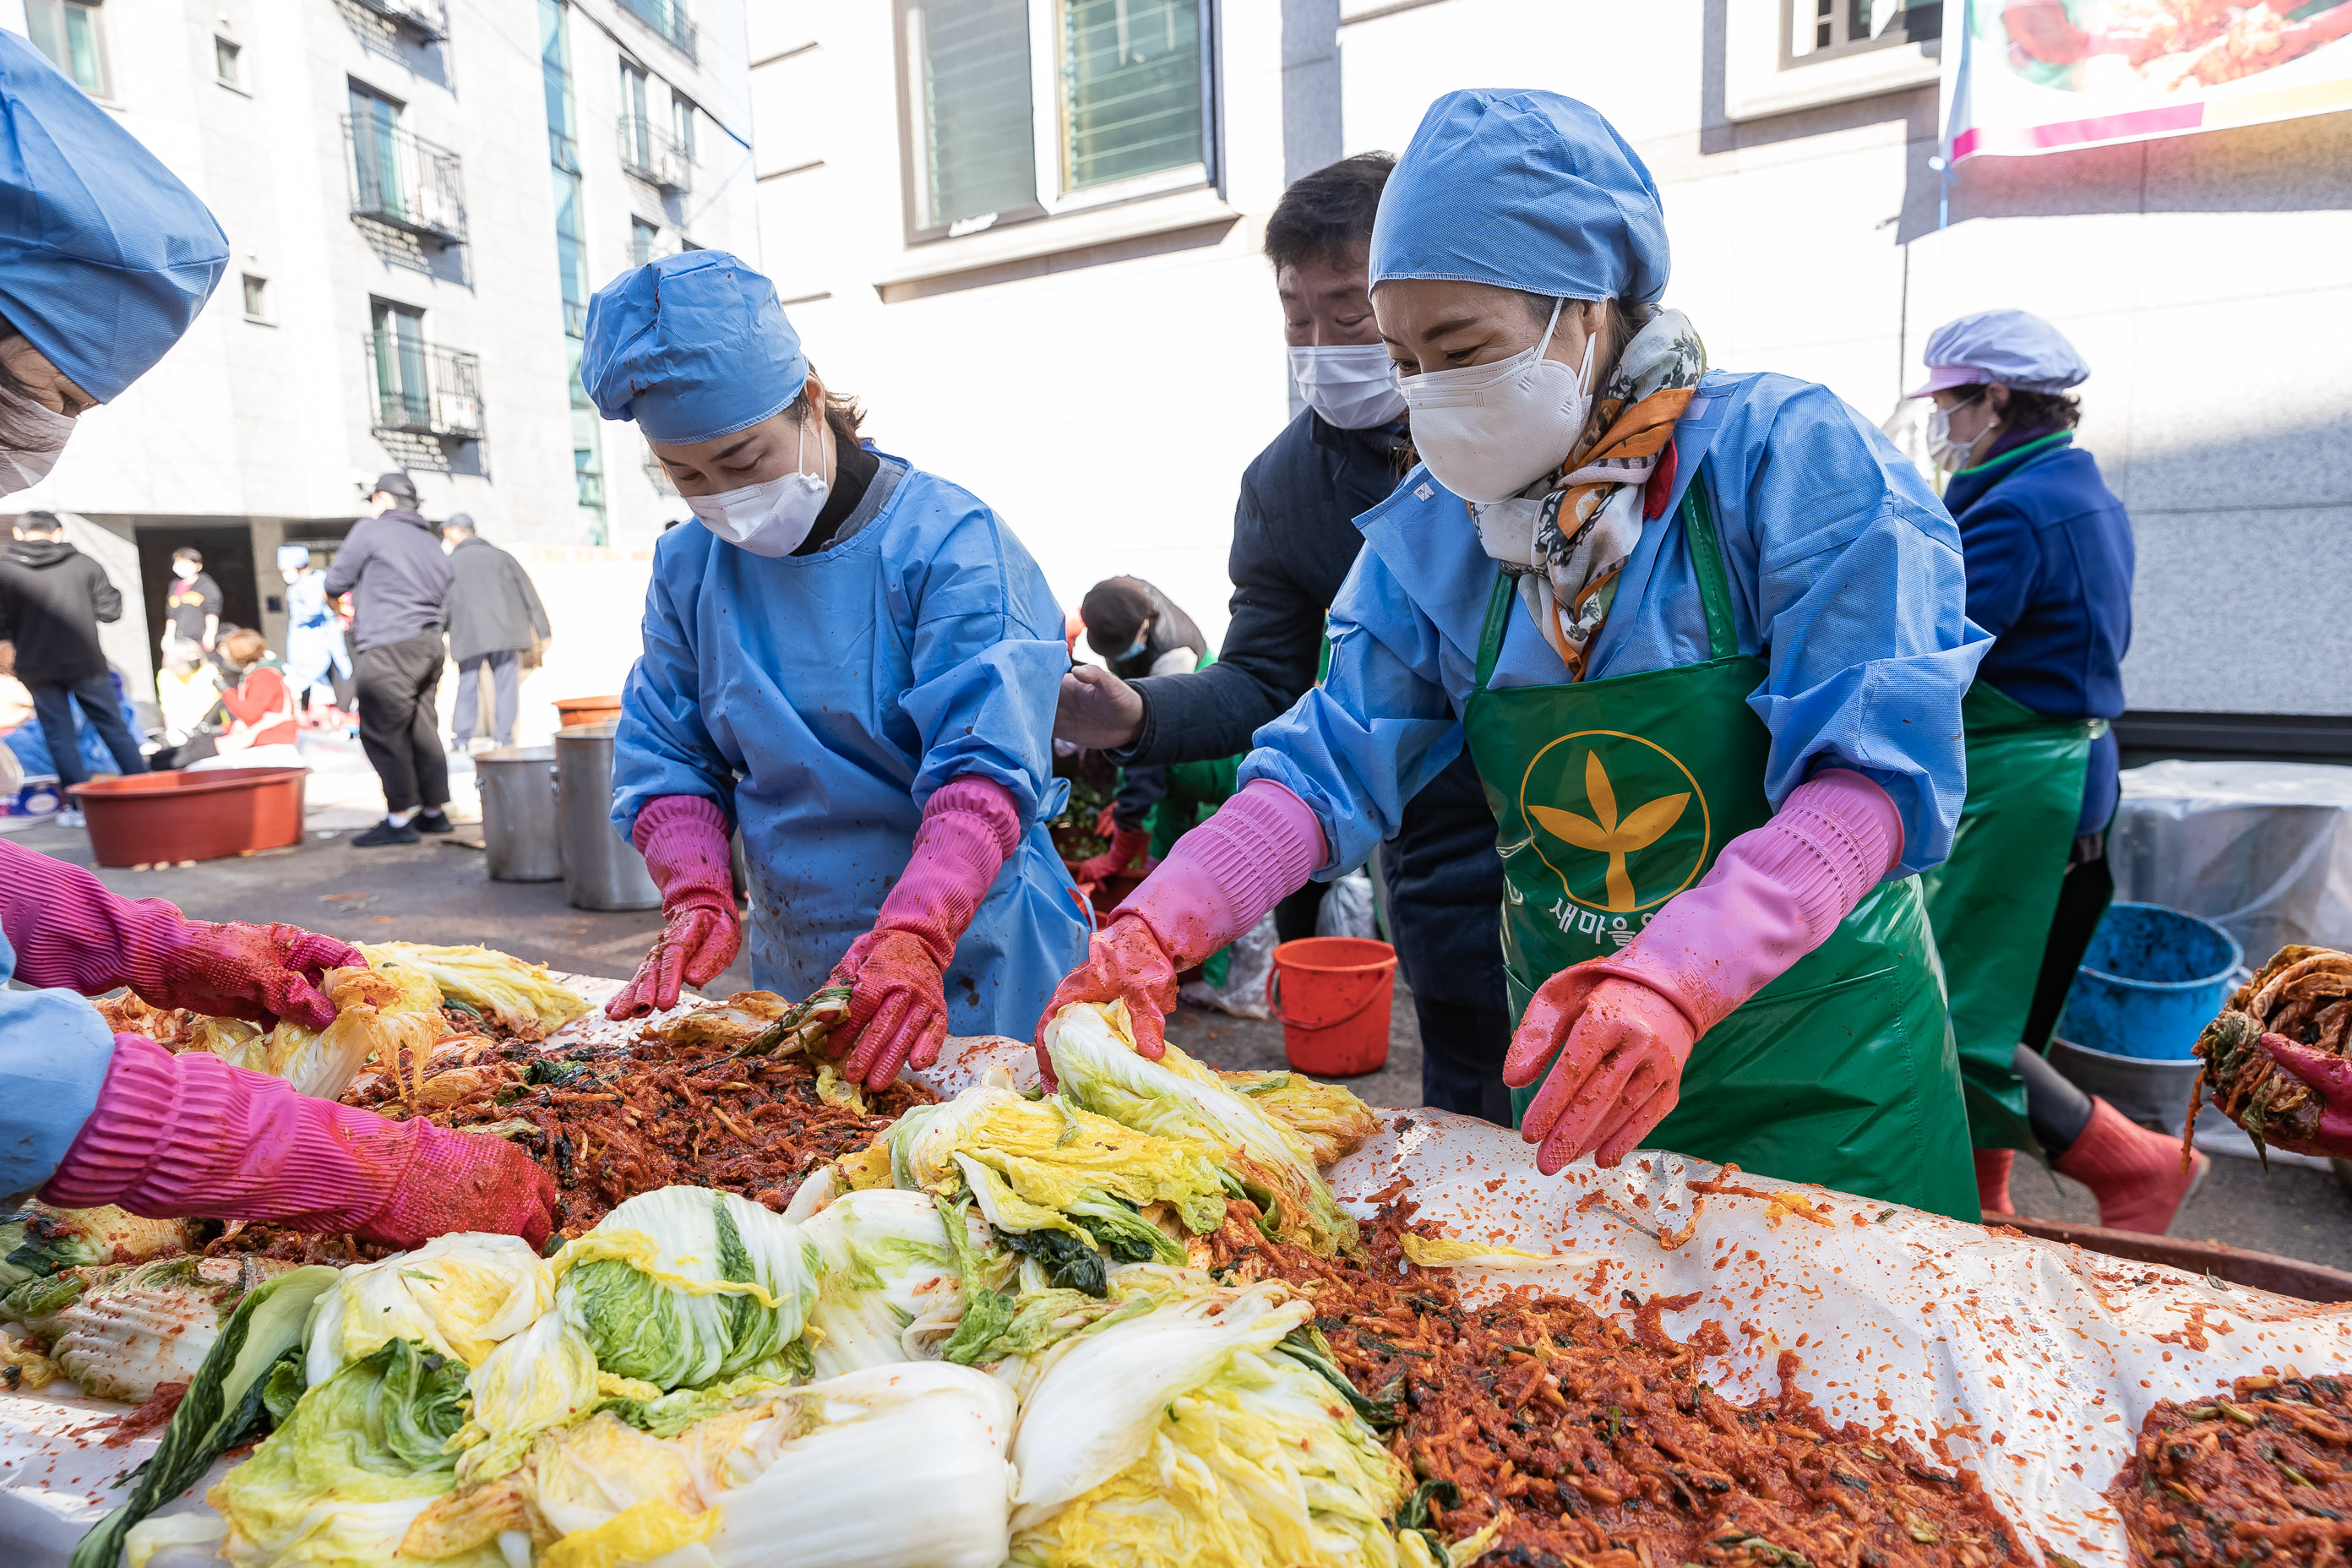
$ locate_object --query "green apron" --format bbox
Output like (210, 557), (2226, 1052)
(1473, 487), (1975, 1221)
(1917, 682), (2093, 1151)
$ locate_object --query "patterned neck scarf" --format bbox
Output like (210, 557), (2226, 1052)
(1470, 309), (1707, 677)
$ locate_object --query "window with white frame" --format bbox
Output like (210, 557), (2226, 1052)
(630, 216), (661, 266)
(241, 274), (268, 320)
(24, 0), (114, 99)
(897, 0), (1211, 243)
(1783, 0), (1941, 68)
(670, 91), (696, 165)
(215, 35), (242, 88)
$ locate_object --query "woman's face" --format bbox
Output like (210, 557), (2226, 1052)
(1932, 384), (2006, 449)
(649, 374), (832, 498)
(1373, 278), (1604, 382)
(0, 337), (96, 417)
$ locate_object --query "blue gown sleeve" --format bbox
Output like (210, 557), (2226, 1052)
(612, 536), (739, 839)
(898, 508), (1070, 826)
(0, 928), (116, 1204)
(1718, 384), (1988, 876)
(1238, 547), (1467, 879)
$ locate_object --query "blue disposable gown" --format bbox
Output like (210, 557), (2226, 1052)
(0, 918), (115, 1205)
(612, 457), (1090, 1033)
(282, 572), (351, 692)
(1243, 371), (1990, 881)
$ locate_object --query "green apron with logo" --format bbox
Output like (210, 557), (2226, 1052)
(1917, 682), (2094, 1151)
(1471, 488), (1975, 1221)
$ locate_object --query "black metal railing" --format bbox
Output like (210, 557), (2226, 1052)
(348, 0), (448, 40)
(616, 116), (694, 193)
(363, 335), (484, 440)
(619, 0), (696, 60)
(345, 117), (466, 244)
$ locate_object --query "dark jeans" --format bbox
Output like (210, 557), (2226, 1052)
(453, 650), (520, 746)
(354, 630), (449, 814)
(26, 672), (147, 787)
(1418, 997), (1515, 1125)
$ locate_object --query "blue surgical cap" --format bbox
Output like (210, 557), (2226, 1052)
(0, 34), (228, 403)
(1370, 90), (1669, 307)
(1910, 309), (2090, 397)
(580, 251), (808, 445)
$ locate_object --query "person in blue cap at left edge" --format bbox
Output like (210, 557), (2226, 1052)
(587, 251), (1089, 1087)
(1037, 89), (1990, 1220)
(0, 33), (558, 1247)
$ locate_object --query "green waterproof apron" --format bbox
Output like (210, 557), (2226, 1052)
(1471, 488), (1976, 1221)
(1916, 683), (2093, 1151)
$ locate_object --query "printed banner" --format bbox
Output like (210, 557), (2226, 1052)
(1943, 0), (2352, 160)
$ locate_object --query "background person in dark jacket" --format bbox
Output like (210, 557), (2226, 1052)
(1075, 575), (1206, 881)
(1053, 153), (1516, 1122)
(0, 510), (144, 813)
(325, 471), (453, 846)
(441, 514), (550, 753)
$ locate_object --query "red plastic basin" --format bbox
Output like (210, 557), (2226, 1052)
(68, 767), (308, 867)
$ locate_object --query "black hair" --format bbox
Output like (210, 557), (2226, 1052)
(0, 308), (68, 453)
(172, 547), (204, 566)
(1998, 386), (2082, 433)
(15, 509), (61, 535)
(786, 363), (867, 454)
(1265, 153), (1396, 273)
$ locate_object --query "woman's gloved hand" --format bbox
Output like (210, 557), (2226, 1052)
(1035, 780), (1326, 1089)
(1075, 824), (1157, 886)
(41, 1035), (558, 1248)
(1504, 769), (1903, 1173)
(0, 841), (360, 1028)
(2260, 1034), (2352, 1155)
(826, 776), (1025, 1090)
(607, 794), (739, 1020)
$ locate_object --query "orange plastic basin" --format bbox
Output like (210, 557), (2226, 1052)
(68, 767), (308, 867)
(554, 695), (624, 729)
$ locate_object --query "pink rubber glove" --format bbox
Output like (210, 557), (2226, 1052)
(0, 840), (358, 1029)
(1034, 779), (1326, 1086)
(827, 776), (1025, 1089)
(2261, 1035), (2352, 1156)
(1505, 768), (1904, 1173)
(41, 1034), (558, 1248)
(607, 794), (740, 1019)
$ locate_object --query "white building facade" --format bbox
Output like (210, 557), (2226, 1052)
(0, 0), (755, 689)
(751, 0), (2349, 756)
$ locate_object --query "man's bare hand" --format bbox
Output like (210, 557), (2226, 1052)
(1055, 665), (1146, 749)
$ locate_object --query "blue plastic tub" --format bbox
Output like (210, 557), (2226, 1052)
(2056, 902), (2244, 1062)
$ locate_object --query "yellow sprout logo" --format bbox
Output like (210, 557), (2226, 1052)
(1520, 732), (1711, 913)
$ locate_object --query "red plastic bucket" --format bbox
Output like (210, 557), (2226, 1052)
(1266, 936), (1396, 1076)
(69, 767), (308, 867)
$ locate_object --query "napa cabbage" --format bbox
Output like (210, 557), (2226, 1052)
(361, 942), (589, 1036)
(302, 1233), (551, 1385)
(1217, 1068), (1383, 1165)
(0, 1200), (200, 1288)
(800, 1188), (974, 1376)
(242, 961), (446, 1102)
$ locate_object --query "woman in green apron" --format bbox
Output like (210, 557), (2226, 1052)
(1908, 309), (2205, 1232)
(1034, 90), (1990, 1218)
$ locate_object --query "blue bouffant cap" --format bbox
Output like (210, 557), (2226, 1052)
(0, 34), (230, 402)
(580, 250), (808, 444)
(1370, 90), (1669, 307)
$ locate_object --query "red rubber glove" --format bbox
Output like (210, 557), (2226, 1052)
(1075, 825), (1157, 886)
(828, 777), (1022, 1090)
(1507, 974), (1696, 1173)
(607, 794), (739, 1020)
(41, 1034), (557, 1248)
(2261, 1035), (2352, 1156)
(0, 840), (357, 1029)
(1034, 780), (1326, 1090)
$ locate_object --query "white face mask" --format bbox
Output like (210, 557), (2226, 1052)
(1398, 298), (1595, 504)
(0, 395), (75, 497)
(685, 415), (830, 558)
(173, 561), (199, 580)
(1925, 392), (1987, 471)
(1288, 343), (1407, 430)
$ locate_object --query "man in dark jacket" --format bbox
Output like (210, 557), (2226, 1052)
(441, 514), (550, 753)
(0, 511), (145, 808)
(1054, 155), (1515, 1121)
(325, 471), (454, 846)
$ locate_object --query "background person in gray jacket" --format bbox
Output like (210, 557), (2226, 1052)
(441, 514), (549, 754)
(325, 471), (453, 847)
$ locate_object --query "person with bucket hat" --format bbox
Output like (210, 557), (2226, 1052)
(584, 251), (1087, 1089)
(0, 33), (554, 1246)
(1037, 89), (1990, 1219)
(1908, 308), (2205, 1231)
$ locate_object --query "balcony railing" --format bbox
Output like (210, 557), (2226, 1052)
(364, 335), (484, 440)
(348, 0), (448, 41)
(345, 117), (466, 245)
(617, 117), (694, 194)
(619, 0), (696, 61)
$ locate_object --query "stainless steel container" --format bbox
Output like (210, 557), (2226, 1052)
(555, 722), (661, 911)
(476, 746), (563, 883)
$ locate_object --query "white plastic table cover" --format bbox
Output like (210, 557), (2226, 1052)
(8, 991), (2352, 1568)
(2114, 759), (2352, 958)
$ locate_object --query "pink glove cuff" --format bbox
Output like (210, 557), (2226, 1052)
(1117, 780), (1326, 971)
(1584, 768), (1903, 1035)
(873, 776), (1023, 965)
(39, 1035), (184, 1207)
(633, 793), (734, 911)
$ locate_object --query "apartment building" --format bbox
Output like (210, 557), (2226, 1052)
(0, 0), (754, 686)
(750, 0), (2349, 754)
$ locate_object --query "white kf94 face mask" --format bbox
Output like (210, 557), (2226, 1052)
(1288, 343), (1407, 429)
(0, 395), (75, 498)
(686, 411), (830, 557)
(1396, 297), (1596, 504)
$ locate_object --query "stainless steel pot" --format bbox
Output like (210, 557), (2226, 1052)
(476, 746), (563, 883)
(555, 723), (660, 911)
